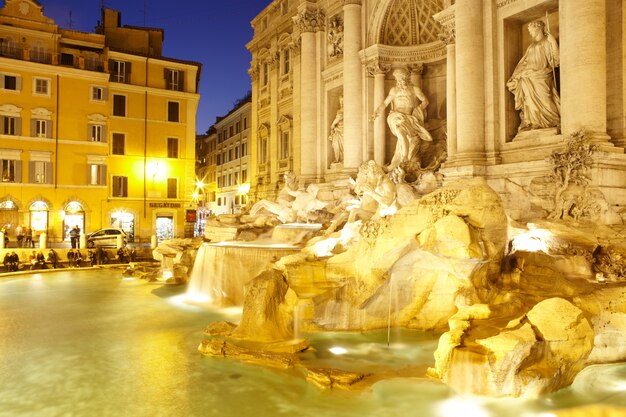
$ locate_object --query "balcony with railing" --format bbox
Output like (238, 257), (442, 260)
(0, 43), (105, 73)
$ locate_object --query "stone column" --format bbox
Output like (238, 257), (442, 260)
(560, 0), (608, 140)
(441, 26), (457, 159)
(342, 0), (363, 169)
(454, 0), (484, 161)
(410, 63), (424, 90)
(367, 60), (390, 166)
(293, 7), (325, 177)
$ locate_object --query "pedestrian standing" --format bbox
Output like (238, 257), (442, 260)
(15, 224), (24, 248)
(24, 226), (33, 248)
(69, 225), (79, 249)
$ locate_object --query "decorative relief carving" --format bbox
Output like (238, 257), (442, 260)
(547, 130), (598, 222)
(328, 16), (344, 59)
(410, 63), (424, 76)
(293, 8), (326, 34)
(496, 0), (520, 8)
(248, 64), (259, 82)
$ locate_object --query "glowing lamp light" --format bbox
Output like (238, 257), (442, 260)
(238, 183), (250, 195)
(329, 346), (348, 355)
(196, 179), (205, 189)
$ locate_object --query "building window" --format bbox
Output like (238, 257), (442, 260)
(282, 0), (289, 15)
(31, 44), (48, 63)
(259, 137), (268, 164)
(241, 142), (247, 156)
(243, 118), (247, 130)
(34, 78), (49, 95)
(167, 101), (179, 122)
(110, 60), (130, 83)
(167, 138), (179, 158)
(88, 164), (106, 185)
(29, 161), (50, 184)
(262, 62), (269, 86)
(235, 146), (240, 159)
(242, 169), (247, 183)
(167, 178), (177, 198)
(229, 126), (234, 137)
(1, 74), (19, 90)
(112, 176), (128, 197)
(112, 133), (125, 155)
(165, 69), (184, 91)
(60, 53), (74, 66)
(1, 116), (19, 135)
(1, 159), (19, 182)
(91, 86), (106, 101)
(113, 95), (126, 116)
(283, 49), (290, 75)
(89, 125), (105, 142)
(235, 122), (240, 134)
(280, 131), (290, 159)
(35, 120), (47, 138)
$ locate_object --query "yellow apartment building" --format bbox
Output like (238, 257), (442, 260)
(0, 0), (201, 245)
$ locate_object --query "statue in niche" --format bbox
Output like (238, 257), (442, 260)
(328, 96), (344, 164)
(507, 20), (560, 132)
(327, 17), (343, 58)
(370, 67), (432, 172)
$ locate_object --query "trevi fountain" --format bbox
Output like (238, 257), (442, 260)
(168, 1), (626, 416)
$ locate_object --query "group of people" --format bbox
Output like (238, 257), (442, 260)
(3, 249), (60, 271)
(14, 225), (35, 248)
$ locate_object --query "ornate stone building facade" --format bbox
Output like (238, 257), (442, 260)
(0, 0), (201, 243)
(247, 0), (626, 222)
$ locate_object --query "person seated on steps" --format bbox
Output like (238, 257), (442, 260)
(46, 249), (59, 269)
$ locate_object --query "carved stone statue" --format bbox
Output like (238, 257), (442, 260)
(507, 20), (560, 132)
(250, 172), (299, 223)
(371, 67), (432, 171)
(327, 17), (343, 58)
(328, 96), (344, 164)
(249, 172), (328, 223)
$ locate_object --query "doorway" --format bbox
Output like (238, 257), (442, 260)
(156, 216), (174, 242)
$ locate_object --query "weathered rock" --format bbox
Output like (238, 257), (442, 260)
(305, 367), (368, 390)
(230, 269), (298, 343)
(432, 297), (594, 397)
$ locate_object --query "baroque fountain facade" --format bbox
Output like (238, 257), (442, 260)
(186, 0), (626, 412)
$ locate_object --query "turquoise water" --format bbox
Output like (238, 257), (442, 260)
(0, 270), (625, 417)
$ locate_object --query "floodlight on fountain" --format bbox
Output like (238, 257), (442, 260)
(438, 398), (490, 417)
(329, 346), (348, 355)
(379, 205), (398, 217)
(511, 229), (552, 252)
(596, 272), (606, 283)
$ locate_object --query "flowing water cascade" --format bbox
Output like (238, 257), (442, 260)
(186, 224), (320, 306)
(186, 241), (299, 305)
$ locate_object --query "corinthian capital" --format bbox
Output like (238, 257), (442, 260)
(438, 25), (456, 45)
(366, 60), (391, 77)
(293, 8), (326, 33)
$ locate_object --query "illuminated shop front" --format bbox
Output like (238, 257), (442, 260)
(110, 210), (135, 242)
(29, 201), (49, 236)
(63, 201), (85, 240)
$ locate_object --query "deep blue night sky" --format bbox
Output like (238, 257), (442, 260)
(34, 0), (270, 133)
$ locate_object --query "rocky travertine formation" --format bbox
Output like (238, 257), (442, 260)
(152, 238), (203, 283)
(198, 178), (626, 397)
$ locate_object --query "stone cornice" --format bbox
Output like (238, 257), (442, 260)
(433, 4), (455, 45)
(343, 0), (362, 5)
(360, 42), (447, 67)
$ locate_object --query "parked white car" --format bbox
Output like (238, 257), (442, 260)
(86, 228), (126, 247)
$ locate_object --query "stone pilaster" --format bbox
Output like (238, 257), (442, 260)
(293, 5), (325, 178)
(367, 60), (390, 166)
(453, 0), (485, 164)
(342, 0), (363, 169)
(560, 0), (609, 142)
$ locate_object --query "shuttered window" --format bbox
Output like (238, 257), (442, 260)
(167, 138), (178, 158)
(167, 178), (177, 198)
(1, 159), (21, 183)
(112, 176), (128, 197)
(88, 164), (107, 185)
(113, 95), (126, 116)
(167, 101), (179, 122)
(112, 133), (125, 155)
(29, 161), (52, 184)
